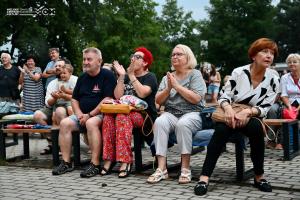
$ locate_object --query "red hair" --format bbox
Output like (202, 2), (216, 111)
(248, 38), (278, 61)
(135, 47), (153, 69)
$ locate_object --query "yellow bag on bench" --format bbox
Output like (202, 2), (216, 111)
(100, 103), (135, 114)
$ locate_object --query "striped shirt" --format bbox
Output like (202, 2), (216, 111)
(23, 67), (44, 112)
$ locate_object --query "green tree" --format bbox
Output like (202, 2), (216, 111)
(93, 0), (168, 80)
(159, 0), (201, 62)
(199, 0), (276, 75)
(275, 0), (300, 61)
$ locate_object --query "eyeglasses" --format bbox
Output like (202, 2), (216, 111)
(287, 61), (299, 65)
(171, 52), (185, 58)
(130, 54), (144, 60)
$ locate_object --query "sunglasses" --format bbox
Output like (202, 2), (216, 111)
(130, 54), (144, 60)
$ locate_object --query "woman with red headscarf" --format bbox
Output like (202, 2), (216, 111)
(101, 47), (158, 178)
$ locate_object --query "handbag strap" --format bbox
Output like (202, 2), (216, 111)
(141, 112), (153, 137)
(253, 117), (277, 141)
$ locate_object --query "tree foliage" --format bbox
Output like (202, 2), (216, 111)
(199, 0), (276, 75)
(275, 0), (300, 61)
(1, 0), (299, 80)
(159, 0), (201, 64)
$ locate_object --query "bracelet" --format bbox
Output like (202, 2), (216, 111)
(131, 79), (137, 84)
(222, 102), (230, 109)
(118, 78), (124, 83)
(220, 100), (230, 108)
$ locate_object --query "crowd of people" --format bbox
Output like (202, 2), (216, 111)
(0, 37), (298, 196)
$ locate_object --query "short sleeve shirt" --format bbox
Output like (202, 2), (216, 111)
(0, 65), (20, 98)
(158, 69), (206, 117)
(124, 72), (158, 120)
(72, 69), (117, 113)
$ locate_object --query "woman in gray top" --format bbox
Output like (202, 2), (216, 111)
(147, 44), (206, 184)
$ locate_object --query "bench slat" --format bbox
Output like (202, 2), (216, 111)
(2, 129), (52, 134)
(263, 119), (297, 126)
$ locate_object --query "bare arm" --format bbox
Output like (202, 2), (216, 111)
(42, 68), (56, 78)
(128, 74), (152, 98)
(281, 96), (292, 110)
(168, 72), (201, 104)
(114, 75), (126, 99)
(215, 72), (221, 83)
(72, 99), (83, 117)
(47, 92), (59, 106)
(92, 97), (113, 116)
(155, 87), (171, 105)
(28, 71), (42, 82)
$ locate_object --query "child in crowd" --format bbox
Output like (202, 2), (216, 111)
(45, 64), (78, 125)
(51, 64), (76, 116)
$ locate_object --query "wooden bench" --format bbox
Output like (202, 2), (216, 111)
(133, 118), (300, 181)
(263, 119), (299, 160)
(0, 127), (82, 168)
(0, 119), (33, 148)
(0, 128), (52, 162)
(132, 126), (252, 181)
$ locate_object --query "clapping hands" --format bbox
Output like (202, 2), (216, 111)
(113, 60), (126, 76)
(166, 72), (179, 90)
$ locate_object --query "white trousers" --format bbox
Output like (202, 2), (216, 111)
(154, 112), (202, 157)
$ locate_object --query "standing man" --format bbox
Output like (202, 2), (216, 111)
(52, 47), (117, 178)
(42, 48), (60, 89)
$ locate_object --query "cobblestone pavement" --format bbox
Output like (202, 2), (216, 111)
(0, 135), (299, 200)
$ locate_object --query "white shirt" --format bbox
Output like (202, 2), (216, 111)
(45, 75), (78, 107)
(280, 72), (300, 104)
(219, 64), (280, 117)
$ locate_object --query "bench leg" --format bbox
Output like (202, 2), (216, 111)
(72, 131), (81, 167)
(133, 128), (143, 172)
(293, 123), (300, 152)
(0, 129), (6, 160)
(235, 142), (244, 181)
(23, 133), (29, 159)
(51, 129), (60, 166)
(282, 122), (300, 160)
(13, 133), (18, 144)
(282, 122), (291, 160)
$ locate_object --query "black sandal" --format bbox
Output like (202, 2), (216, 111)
(40, 145), (52, 155)
(118, 164), (131, 178)
(100, 162), (116, 176)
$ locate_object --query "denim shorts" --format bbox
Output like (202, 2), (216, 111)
(69, 114), (103, 132)
(207, 85), (220, 94)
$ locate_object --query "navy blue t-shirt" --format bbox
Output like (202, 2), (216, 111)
(72, 68), (117, 114)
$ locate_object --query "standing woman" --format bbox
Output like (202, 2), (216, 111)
(101, 47), (158, 178)
(0, 53), (21, 104)
(207, 64), (221, 103)
(147, 44), (206, 184)
(19, 56), (44, 112)
(194, 38), (279, 195)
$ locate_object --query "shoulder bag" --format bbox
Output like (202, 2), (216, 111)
(211, 103), (276, 141)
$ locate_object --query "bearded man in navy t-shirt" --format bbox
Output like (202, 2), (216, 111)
(52, 47), (117, 177)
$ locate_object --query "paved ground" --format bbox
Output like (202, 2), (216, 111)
(0, 135), (299, 200)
